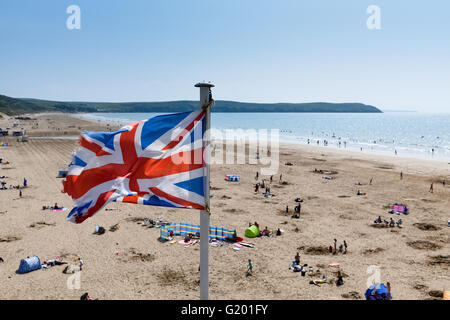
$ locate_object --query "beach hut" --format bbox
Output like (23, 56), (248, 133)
(17, 256), (42, 274)
(245, 225), (260, 238)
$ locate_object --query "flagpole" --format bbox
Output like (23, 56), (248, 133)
(195, 82), (214, 300)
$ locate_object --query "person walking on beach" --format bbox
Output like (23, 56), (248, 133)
(19, 190), (22, 198)
(369, 178), (373, 185)
(429, 183), (434, 193)
(343, 240), (348, 254)
(333, 239), (337, 254)
(247, 259), (253, 275)
(255, 172), (259, 180)
(285, 205), (289, 213)
(400, 171), (403, 180)
(395, 149), (397, 156)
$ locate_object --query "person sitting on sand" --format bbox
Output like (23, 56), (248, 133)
(343, 240), (348, 254)
(254, 221), (259, 229)
(356, 190), (366, 196)
(374, 216), (382, 224)
(184, 234), (192, 243)
(52, 203), (60, 210)
(262, 227), (270, 237)
(276, 228), (282, 236)
(80, 292), (93, 300)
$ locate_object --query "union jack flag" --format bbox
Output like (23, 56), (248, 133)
(62, 110), (206, 223)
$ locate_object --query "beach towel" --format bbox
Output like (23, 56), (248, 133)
(444, 290), (450, 300)
(225, 175), (240, 182)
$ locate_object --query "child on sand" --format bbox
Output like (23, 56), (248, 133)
(247, 259), (253, 274)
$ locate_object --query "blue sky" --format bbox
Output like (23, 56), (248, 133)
(0, 0), (449, 112)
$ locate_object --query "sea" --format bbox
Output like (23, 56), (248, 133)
(77, 112), (450, 162)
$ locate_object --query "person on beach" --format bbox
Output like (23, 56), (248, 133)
(23, 177), (27, 187)
(333, 239), (337, 254)
(247, 259), (253, 274)
(386, 282), (392, 300)
(254, 183), (259, 193)
(343, 240), (348, 254)
(270, 175), (273, 183)
(78, 258), (84, 271)
(279, 174), (282, 183)
(389, 218), (395, 227)
(374, 216), (382, 224)
(80, 292), (94, 300)
(285, 205), (289, 213)
(255, 172), (259, 180)
(19, 190), (22, 198)
(369, 178), (373, 185)
(429, 183), (434, 193)
(295, 252), (301, 265)
(336, 271), (344, 286)
(400, 171), (403, 180)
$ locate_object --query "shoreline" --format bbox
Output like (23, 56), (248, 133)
(71, 112), (450, 164)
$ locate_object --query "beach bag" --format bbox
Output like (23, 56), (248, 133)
(63, 264), (81, 274)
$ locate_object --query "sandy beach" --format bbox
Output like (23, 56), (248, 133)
(0, 112), (449, 300)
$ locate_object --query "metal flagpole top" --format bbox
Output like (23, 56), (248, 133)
(195, 82), (215, 88)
